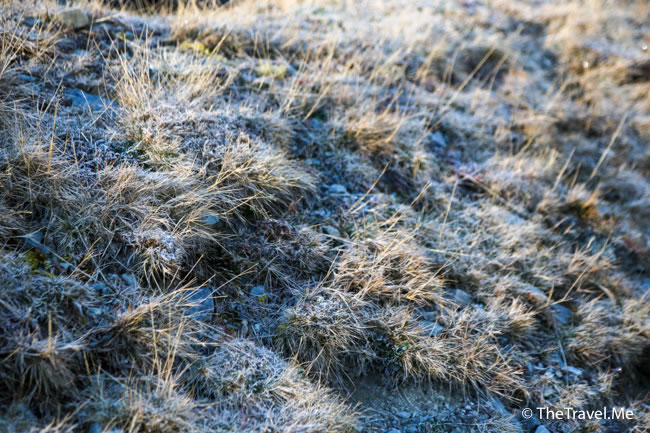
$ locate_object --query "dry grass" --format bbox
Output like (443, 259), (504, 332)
(0, 0), (648, 432)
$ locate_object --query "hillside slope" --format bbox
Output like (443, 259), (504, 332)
(0, 1), (649, 432)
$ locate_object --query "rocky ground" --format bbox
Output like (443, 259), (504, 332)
(0, 0), (649, 432)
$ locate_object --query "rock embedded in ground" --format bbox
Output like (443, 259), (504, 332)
(250, 285), (267, 302)
(187, 287), (214, 321)
(201, 214), (220, 226)
(88, 423), (102, 433)
(321, 225), (340, 236)
(421, 320), (445, 336)
(63, 88), (115, 112)
(327, 183), (348, 195)
(546, 303), (572, 327)
(429, 130), (448, 149)
(52, 8), (89, 30)
(90, 282), (107, 295)
(121, 273), (137, 287)
(448, 288), (473, 308)
(519, 284), (547, 306)
(562, 365), (583, 377)
(542, 385), (555, 398)
(489, 397), (509, 416)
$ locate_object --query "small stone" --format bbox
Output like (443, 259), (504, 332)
(386, 429), (401, 433)
(396, 411), (411, 419)
(90, 282), (107, 294)
(450, 289), (473, 308)
(322, 225), (340, 236)
(250, 285), (265, 296)
(417, 310), (437, 322)
(53, 8), (89, 30)
(87, 307), (104, 319)
(121, 273), (137, 287)
(535, 426), (550, 433)
(21, 16), (37, 27)
(520, 284), (547, 306)
(562, 366), (583, 377)
(63, 88), (115, 112)
(55, 38), (77, 52)
(490, 398), (508, 416)
(201, 215), (220, 226)
(18, 73), (37, 82)
(22, 230), (44, 249)
(547, 304), (571, 327)
(88, 423), (102, 433)
(250, 285), (267, 303)
(429, 130), (448, 148)
(187, 287), (214, 321)
(327, 184), (348, 195)
(421, 320), (444, 336)
(505, 212), (525, 225)
(405, 426), (418, 433)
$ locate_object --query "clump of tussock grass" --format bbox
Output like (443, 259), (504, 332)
(1, 0), (649, 430)
(567, 298), (650, 368)
(183, 338), (287, 401)
(85, 374), (198, 433)
(98, 291), (205, 372)
(0, 137), (233, 282)
(226, 222), (330, 290)
(335, 107), (437, 192)
(423, 195), (626, 309)
(111, 43), (315, 218)
(3, 101), (314, 285)
(182, 338), (357, 433)
(0, 8), (58, 104)
(0, 253), (95, 403)
(334, 223), (446, 306)
(0, 404), (77, 433)
(96, 164), (243, 280)
(277, 279), (529, 399)
(276, 285), (376, 384)
(483, 296), (537, 337)
(480, 151), (565, 206)
(439, 307), (530, 396)
(529, 370), (621, 433)
(110, 46), (228, 168)
(0, 252), (209, 406)
(210, 133), (316, 216)
(381, 307), (528, 399)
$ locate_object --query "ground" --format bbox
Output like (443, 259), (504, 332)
(0, 0), (649, 432)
